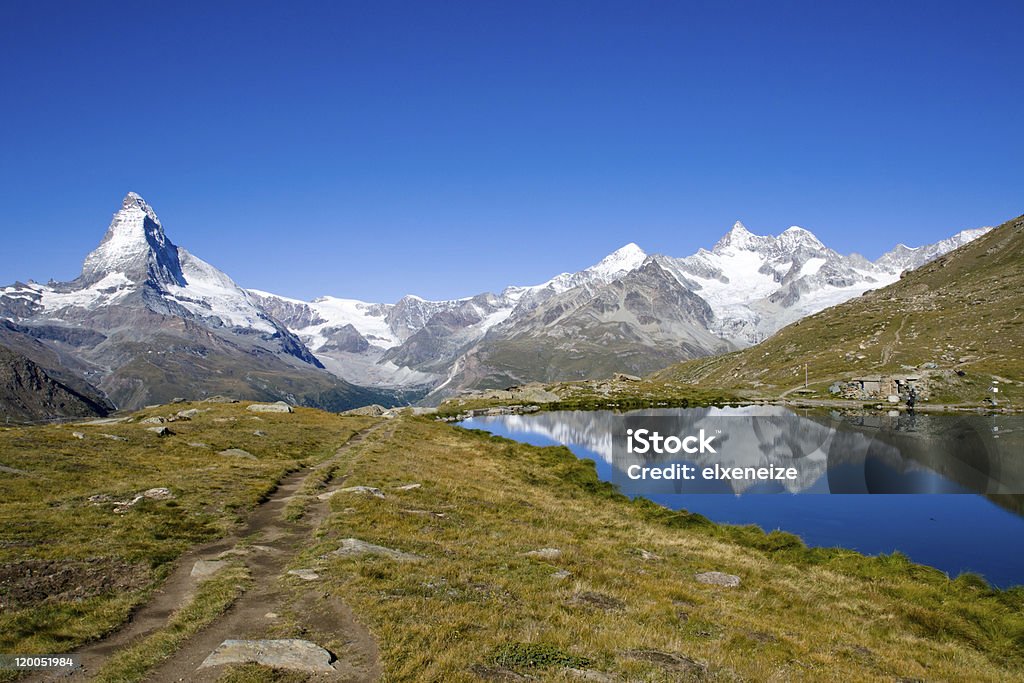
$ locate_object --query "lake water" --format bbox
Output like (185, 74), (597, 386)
(460, 406), (1024, 588)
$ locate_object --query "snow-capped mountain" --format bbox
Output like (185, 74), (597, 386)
(0, 193), (400, 410)
(247, 218), (990, 398)
(655, 221), (990, 346)
(0, 192), (992, 410)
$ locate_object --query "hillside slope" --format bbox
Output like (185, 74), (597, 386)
(655, 214), (1024, 407)
(0, 345), (110, 422)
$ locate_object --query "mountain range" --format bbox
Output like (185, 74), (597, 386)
(0, 193), (991, 417)
(655, 213), (1024, 406)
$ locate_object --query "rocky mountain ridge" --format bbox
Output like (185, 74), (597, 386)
(0, 193), (992, 412)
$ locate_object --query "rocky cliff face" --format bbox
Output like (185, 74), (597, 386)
(0, 345), (110, 423)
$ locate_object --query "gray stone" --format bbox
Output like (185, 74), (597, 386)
(177, 409), (201, 419)
(338, 485), (385, 499)
(247, 401), (293, 413)
(524, 547), (562, 560)
(552, 569), (573, 581)
(393, 483), (421, 491)
(287, 568), (321, 581)
(203, 396), (239, 403)
(330, 538), (422, 561)
(191, 559), (227, 578)
(139, 416), (166, 424)
(72, 431), (86, 439)
(253, 430), (267, 437)
(199, 639), (335, 673)
(341, 404), (387, 417)
(147, 426), (173, 437)
(695, 571), (741, 587)
(101, 433), (128, 441)
(188, 442), (211, 449)
(218, 448), (256, 460)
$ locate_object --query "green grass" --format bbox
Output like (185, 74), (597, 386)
(301, 417), (1024, 681)
(0, 402), (373, 659)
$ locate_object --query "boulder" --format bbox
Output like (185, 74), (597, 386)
(147, 426), (173, 437)
(342, 404), (387, 417)
(694, 571), (741, 587)
(247, 401), (293, 413)
(329, 538), (423, 561)
(218, 448), (256, 460)
(614, 373), (642, 382)
(287, 568), (321, 581)
(191, 559), (227, 579)
(199, 639), (335, 673)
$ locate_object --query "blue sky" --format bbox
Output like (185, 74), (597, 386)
(1, 1), (1021, 302)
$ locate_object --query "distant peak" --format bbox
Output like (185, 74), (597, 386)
(778, 225), (824, 249)
(714, 221), (765, 251)
(608, 242), (646, 259)
(79, 192), (183, 287)
(121, 191), (160, 223)
(586, 242), (647, 279)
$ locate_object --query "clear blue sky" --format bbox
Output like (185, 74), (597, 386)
(1, 1), (1021, 302)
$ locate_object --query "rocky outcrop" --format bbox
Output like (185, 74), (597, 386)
(0, 345), (110, 423)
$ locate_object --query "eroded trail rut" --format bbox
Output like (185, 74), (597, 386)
(37, 423), (386, 682)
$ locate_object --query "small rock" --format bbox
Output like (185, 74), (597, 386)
(139, 416), (166, 424)
(552, 569), (573, 581)
(614, 373), (642, 382)
(623, 650), (706, 675)
(565, 668), (620, 682)
(638, 549), (662, 561)
(393, 483), (422, 491)
(202, 396), (239, 403)
(143, 487), (174, 500)
(695, 571), (741, 587)
(191, 559), (227, 578)
(524, 548), (562, 560)
(199, 639), (335, 673)
(288, 568), (321, 581)
(265, 612), (279, 619)
(218, 448), (256, 460)
(341, 404), (387, 417)
(101, 433), (128, 441)
(188, 442), (211, 449)
(338, 486), (385, 499)
(147, 426), (173, 437)
(253, 430), (267, 437)
(176, 409), (201, 419)
(71, 431), (85, 439)
(329, 538), (423, 561)
(247, 401), (294, 413)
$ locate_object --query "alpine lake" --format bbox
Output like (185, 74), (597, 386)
(460, 406), (1024, 588)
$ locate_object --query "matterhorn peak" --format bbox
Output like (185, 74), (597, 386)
(79, 192), (185, 288)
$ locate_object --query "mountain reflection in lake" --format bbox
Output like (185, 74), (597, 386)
(460, 406), (1024, 588)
